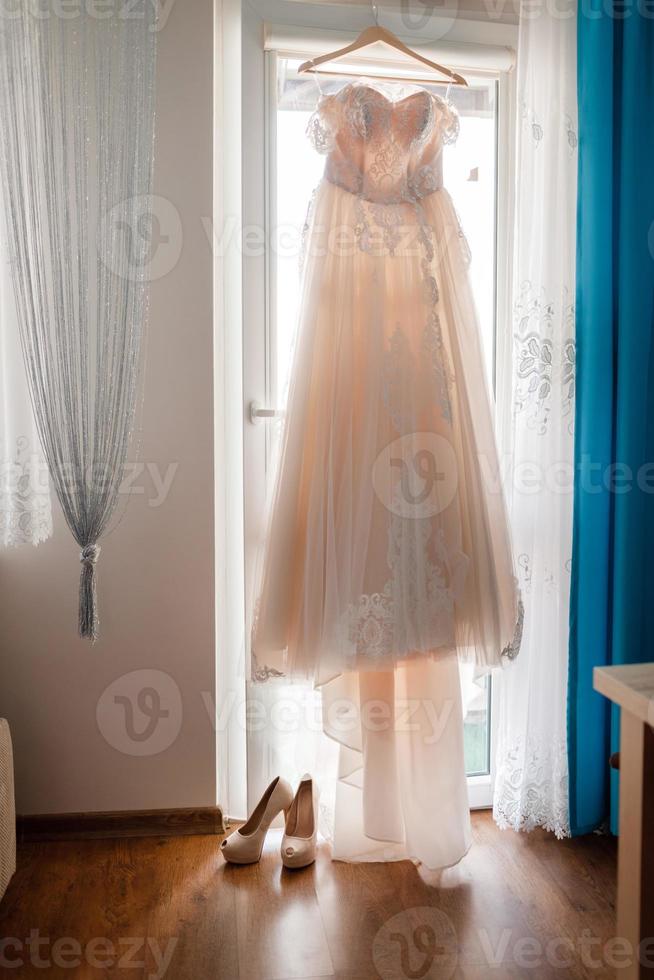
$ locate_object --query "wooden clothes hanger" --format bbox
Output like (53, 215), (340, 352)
(297, 6), (467, 88)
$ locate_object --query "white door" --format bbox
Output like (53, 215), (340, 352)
(235, 7), (516, 816)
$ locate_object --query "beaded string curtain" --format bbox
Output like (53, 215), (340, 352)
(0, 4), (157, 639)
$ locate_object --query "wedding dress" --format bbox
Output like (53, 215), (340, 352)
(252, 80), (522, 869)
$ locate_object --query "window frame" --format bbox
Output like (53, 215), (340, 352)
(223, 7), (518, 818)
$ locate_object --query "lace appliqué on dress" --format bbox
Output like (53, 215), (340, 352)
(307, 82), (460, 206)
(306, 106), (336, 155)
(339, 512), (458, 665)
(422, 314), (453, 424)
(354, 197), (405, 256)
(501, 596), (524, 662)
(251, 653), (285, 683)
(356, 195), (455, 428)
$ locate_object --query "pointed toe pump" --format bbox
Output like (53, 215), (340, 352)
(281, 774), (319, 870)
(220, 776), (294, 865)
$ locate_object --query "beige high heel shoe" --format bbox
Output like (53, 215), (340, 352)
(220, 776), (294, 865)
(281, 774), (319, 869)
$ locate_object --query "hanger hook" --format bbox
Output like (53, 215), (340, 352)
(370, 1), (379, 25)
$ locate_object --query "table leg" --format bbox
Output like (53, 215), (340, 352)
(617, 712), (654, 977)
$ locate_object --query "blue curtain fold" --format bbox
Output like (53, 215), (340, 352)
(569, 0), (654, 835)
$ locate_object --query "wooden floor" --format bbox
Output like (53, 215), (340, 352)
(0, 812), (617, 979)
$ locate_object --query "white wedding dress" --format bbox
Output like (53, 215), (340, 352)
(252, 80), (522, 869)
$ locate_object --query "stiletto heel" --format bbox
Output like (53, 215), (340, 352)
(220, 776), (294, 865)
(281, 774), (318, 869)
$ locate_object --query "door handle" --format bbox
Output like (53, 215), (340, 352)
(249, 400), (285, 425)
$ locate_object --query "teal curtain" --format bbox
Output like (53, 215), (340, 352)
(569, 1), (654, 835)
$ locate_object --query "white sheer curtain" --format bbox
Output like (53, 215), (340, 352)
(0, 189), (51, 549)
(493, 2), (577, 837)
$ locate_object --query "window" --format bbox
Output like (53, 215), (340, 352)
(266, 57), (505, 797)
(273, 66), (498, 396)
(233, 19), (517, 815)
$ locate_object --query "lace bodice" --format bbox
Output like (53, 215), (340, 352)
(307, 80), (459, 205)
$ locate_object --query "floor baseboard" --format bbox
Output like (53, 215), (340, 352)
(16, 806), (226, 842)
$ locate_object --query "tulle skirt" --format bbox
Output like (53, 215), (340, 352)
(251, 178), (520, 868)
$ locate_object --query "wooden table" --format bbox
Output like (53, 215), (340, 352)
(594, 664), (654, 978)
(0, 719), (15, 903)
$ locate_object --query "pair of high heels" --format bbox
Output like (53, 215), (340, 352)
(220, 774), (318, 869)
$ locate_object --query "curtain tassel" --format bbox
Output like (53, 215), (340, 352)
(79, 544), (101, 641)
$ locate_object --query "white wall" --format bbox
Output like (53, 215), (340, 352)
(0, 0), (217, 815)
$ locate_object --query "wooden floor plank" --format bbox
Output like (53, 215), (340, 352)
(231, 829), (334, 980)
(0, 812), (617, 980)
(314, 849), (408, 977)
